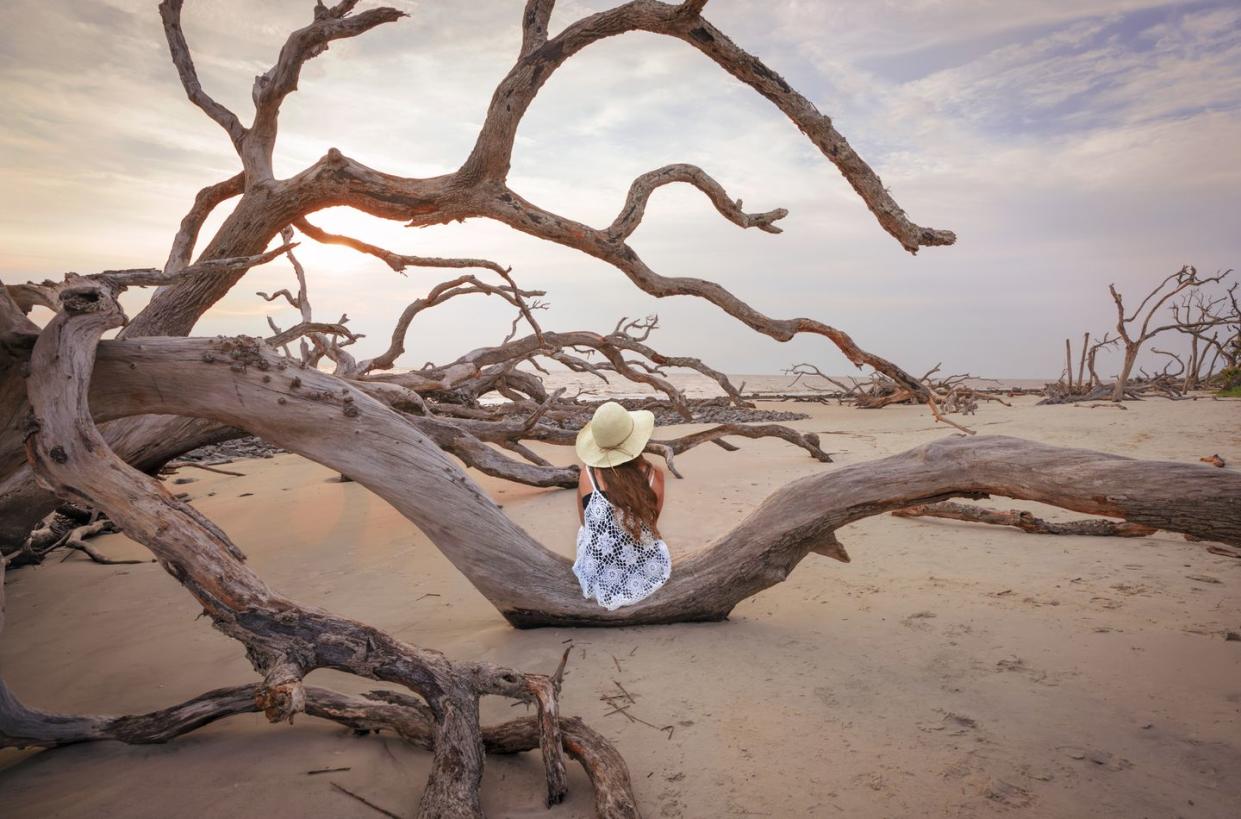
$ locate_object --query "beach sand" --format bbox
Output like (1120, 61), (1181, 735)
(1, 395), (1238, 818)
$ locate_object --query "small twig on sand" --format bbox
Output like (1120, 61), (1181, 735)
(63, 543), (151, 565)
(604, 704), (636, 720)
(612, 679), (636, 705)
(601, 684), (672, 736)
(551, 645), (572, 691)
(330, 782), (404, 819)
(168, 461), (247, 477)
(627, 711), (672, 734)
(307, 766), (352, 775)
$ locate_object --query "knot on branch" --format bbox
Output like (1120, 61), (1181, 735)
(748, 206), (789, 233)
(919, 227), (957, 247)
(59, 282), (111, 316)
(208, 335), (284, 373)
(256, 671), (307, 725)
(679, 1), (711, 18)
(21, 411), (40, 439)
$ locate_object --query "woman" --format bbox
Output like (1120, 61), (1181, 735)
(573, 401), (671, 610)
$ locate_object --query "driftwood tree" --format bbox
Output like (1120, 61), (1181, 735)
(1169, 283), (1240, 391)
(0, 0), (955, 552)
(1041, 268), (1237, 404)
(1056, 331), (1093, 396)
(4, 282), (650, 817)
(1106, 266), (1233, 401)
(1038, 332), (1122, 404)
(781, 362), (1011, 434)
(4, 3), (1241, 817)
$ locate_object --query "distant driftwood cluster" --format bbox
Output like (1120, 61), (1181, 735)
(1042, 265), (1239, 404)
(2, 3), (1239, 818)
(766, 266), (1239, 415)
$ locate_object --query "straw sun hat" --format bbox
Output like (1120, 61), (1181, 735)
(575, 401), (655, 468)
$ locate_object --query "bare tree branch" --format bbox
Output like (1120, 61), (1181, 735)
(893, 501), (1158, 538)
(1106, 266), (1233, 400)
(520, 0), (557, 58)
(163, 172), (246, 275)
(292, 216), (510, 276)
(359, 275), (547, 375)
(607, 163), (786, 241)
(158, 0), (246, 147)
(460, 1), (954, 252)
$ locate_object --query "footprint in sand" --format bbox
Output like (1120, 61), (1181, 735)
(943, 756), (1038, 811)
(1059, 746), (1134, 771)
(995, 655), (1058, 686)
(918, 709), (980, 736)
(901, 610), (938, 630)
(985, 780), (1035, 809)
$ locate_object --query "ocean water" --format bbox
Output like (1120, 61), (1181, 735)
(533, 370), (1049, 401)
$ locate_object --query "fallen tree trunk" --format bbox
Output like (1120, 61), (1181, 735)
(892, 501), (1159, 537)
(13, 281), (636, 817)
(77, 331), (1241, 628)
(0, 281), (241, 553)
(0, 416), (241, 556)
(0, 570), (638, 818)
(0, 652), (634, 818)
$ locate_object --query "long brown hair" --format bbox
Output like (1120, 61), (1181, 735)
(594, 456), (660, 541)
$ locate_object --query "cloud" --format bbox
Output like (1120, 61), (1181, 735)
(1, 0), (1238, 379)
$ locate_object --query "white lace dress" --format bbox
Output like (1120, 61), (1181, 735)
(573, 467), (672, 610)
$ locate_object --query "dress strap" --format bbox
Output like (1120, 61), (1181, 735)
(586, 466), (599, 492)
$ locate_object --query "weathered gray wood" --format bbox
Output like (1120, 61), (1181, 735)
(19, 282), (627, 817)
(0, 672), (640, 819)
(1107, 267), (1234, 401)
(77, 334), (1241, 628)
(1, 635), (638, 819)
(3, 0), (960, 537)
(133, 0), (953, 351)
(892, 501), (1158, 537)
(7, 6), (1237, 814)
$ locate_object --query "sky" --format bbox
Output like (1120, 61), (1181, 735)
(1, 0), (1238, 378)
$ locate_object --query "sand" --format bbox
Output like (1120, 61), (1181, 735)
(1, 395), (1239, 818)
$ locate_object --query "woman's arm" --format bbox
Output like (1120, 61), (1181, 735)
(577, 464), (591, 525)
(651, 465), (665, 516)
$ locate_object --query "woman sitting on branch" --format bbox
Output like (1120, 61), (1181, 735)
(574, 402), (671, 610)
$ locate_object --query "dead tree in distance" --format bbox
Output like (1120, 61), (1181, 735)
(1107, 266), (1233, 401)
